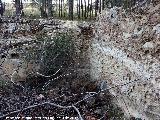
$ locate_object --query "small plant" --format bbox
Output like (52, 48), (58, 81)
(25, 31), (74, 78)
(39, 32), (74, 75)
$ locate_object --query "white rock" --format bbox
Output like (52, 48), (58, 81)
(109, 7), (118, 25)
(123, 32), (131, 39)
(142, 42), (155, 49)
(153, 24), (160, 34)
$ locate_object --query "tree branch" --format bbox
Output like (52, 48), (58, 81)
(72, 105), (84, 120)
(0, 101), (84, 119)
(36, 68), (61, 78)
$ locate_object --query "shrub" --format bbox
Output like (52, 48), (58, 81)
(25, 32), (74, 77)
(40, 32), (74, 75)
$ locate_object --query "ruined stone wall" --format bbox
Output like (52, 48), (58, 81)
(90, 2), (160, 119)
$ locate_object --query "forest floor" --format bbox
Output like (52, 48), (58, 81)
(0, 75), (125, 120)
(0, 18), (125, 120)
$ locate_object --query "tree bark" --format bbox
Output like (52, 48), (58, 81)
(47, 0), (53, 17)
(87, 0), (89, 18)
(95, 0), (99, 17)
(81, 0), (83, 19)
(63, 0), (65, 17)
(78, 0), (81, 19)
(84, 0), (87, 19)
(61, 0), (63, 17)
(99, 0), (101, 13)
(59, 0), (60, 17)
(90, 0), (93, 18)
(77, 0), (79, 18)
(15, 0), (22, 17)
(102, 0), (105, 10)
(40, 0), (47, 18)
(0, 0), (4, 16)
(69, 0), (73, 20)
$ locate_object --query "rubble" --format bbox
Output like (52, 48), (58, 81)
(90, 1), (160, 119)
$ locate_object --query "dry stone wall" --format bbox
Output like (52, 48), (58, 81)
(90, 2), (160, 119)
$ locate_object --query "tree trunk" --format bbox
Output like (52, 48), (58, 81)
(63, 0), (65, 17)
(81, 0), (83, 19)
(59, 0), (60, 17)
(77, 0), (79, 18)
(90, 0), (93, 18)
(102, 0), (105, 10)
(78, 0), (81, 19)
(40, 0), (47, 18)
(87, 0), (89, 18)
(68, 0), (73, 20)
(99, 0), (101, 13)
(0, 0), (4, 16)
(84, 0), (87, 19)
(56, 0), (58, 17)
(61, 0), (63, 17)
(15, 0), (21, 17)
(95, 0), (98, 17)
(47, 0), (52, 17)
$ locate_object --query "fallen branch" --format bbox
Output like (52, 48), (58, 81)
(10, 70), (25, 89)
(72, 105), (83, 120)
(36, 68), (61, 78)
(42, 70), (74, 90)
(0, 101), (84, 119)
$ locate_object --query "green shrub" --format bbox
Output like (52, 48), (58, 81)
(40, 32), (74, 75)
(25, 32), (74, 76)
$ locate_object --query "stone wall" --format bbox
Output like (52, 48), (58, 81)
(90, 2), (160, 119)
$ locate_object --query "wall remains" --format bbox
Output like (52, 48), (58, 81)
(90, 2), (160, 119)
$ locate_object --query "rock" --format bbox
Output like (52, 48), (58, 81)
(153, 24), (160, 34)
(123, 32), (131, 39)
(149, 13), (160, 25)
(94, 109), (102, 115)
(84, 94), (96, 105)
(109, 7), (119, 25)
(1, 53), (40, 82)
(36, 94), (45, 100)
(142, 42), (155, 49)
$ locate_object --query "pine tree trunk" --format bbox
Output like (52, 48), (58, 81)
(78, 0), (81, 19)
(102, 0), (105, 10)
(15, 0), (21, 17)
(69, 0), (73, 20)
(56, 0), (58, 17)
(81, 0), (83, 19)
(40, 0), (47, 18)
(90, 0), (93, 18)
(61, 0), (63, 17)
(59, 0), (60, 17)
(99, 0), (101, 13)
(84, 0), (87, 19)
(95, 0), (98, 17)
(0, 0), (4, 16)
(87, 0), (90, 18)
(47, 0), (52, 17)
(63, 0), (65, 17)
(77, 0), (79, 18)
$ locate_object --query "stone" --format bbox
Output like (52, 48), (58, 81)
(142, 42), (155, 49)
(149, 13), (160, 25)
